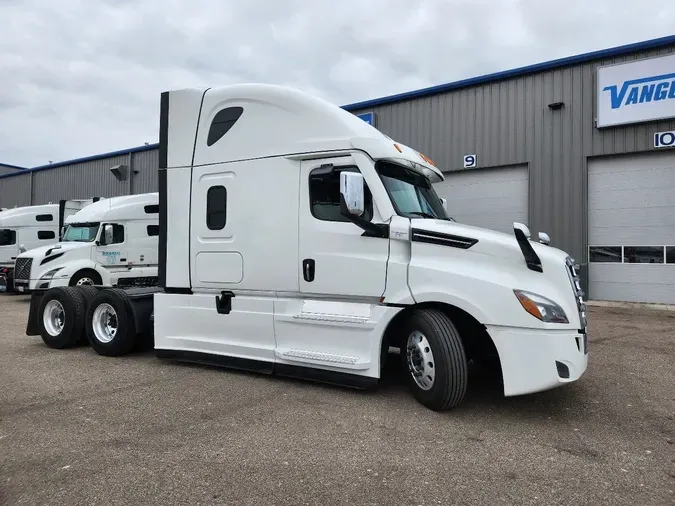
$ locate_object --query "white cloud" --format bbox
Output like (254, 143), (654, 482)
(0, 0), (673, 166)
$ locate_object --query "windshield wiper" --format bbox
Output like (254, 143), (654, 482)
(409, 211), (438, 219)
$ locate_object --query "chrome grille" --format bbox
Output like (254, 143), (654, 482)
(565, 256), (587, 332)
(14, 257), (32, 280)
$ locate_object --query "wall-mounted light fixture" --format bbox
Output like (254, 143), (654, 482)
(110, 164), (129, 181)
(548, 101), (564, 110)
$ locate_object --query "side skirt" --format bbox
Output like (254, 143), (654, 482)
(154, 348), (378, 390)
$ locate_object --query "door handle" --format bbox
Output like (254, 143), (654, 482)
(303, 259), (315, 282)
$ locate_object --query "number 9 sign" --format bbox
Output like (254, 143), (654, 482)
(463, 154), (477, 168)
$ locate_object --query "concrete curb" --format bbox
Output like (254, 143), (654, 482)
(587, 300), (675, 312)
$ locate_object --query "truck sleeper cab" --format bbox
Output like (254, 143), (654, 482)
(25, 84), (588, 412)
(0, 199), (100, 293)
(13, 193), (159, 293)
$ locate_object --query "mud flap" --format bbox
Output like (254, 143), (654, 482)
(25, 291), (46, 336)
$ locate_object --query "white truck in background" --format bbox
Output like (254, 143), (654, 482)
(13, 193), (159, 293)
(0, 199), (100, 292)
(25, 84), (588, 412)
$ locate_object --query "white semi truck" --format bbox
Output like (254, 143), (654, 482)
(25, 84), (588, 411)
(0, 199), (100, 292)
(13, 193), (159, 293)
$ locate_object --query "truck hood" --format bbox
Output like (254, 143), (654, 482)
(411, 219), (570, 266)
(18, 241), (91, 260)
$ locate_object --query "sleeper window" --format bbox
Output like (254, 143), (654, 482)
(308, 166), (373, 222)
(36, 214), (54, 222)
(206, 186), (227, 230)
(207, 107), (244, 146)
(38, 230), (56, 240)
(147, 225), (159, 236)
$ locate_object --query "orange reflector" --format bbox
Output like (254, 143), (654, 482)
(393, 143), (402, 153)
(515, 291), (542, 320)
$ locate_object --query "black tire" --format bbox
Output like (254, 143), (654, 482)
(400, 309), (468, 411)
(37, 287), (87, 349)
(74, 286), (101, 345)
(69, 269), (102, 287)
(85, 288), (137, 357)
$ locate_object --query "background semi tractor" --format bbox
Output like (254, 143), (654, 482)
(0, 199), (99, 292)
(13, 193), (159, 293)
(25, 84), (588, 412)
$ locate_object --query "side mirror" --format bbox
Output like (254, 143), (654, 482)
(538, 232), (551, 245)
(340, 172), (365, 217)
(102, 224), (114, 245)
(19, 244), (26, 253)
(439, 197), (448, 213)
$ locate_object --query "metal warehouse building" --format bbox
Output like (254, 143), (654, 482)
(2, 34), (675, 304)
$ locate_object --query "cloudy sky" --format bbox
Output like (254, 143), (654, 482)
(1, 0), (673, 167)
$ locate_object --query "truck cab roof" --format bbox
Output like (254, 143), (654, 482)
(65, 193), (159, 224)
(164, 83), (444, 182)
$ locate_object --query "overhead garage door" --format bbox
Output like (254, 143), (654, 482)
(433, 165), (529, 234)
(588, 151), (675, 304)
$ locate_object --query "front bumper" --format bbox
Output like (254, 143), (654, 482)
(13, 276), (69, 294)
(487, 325), (588, 397)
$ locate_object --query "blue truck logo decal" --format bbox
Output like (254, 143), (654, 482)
(603, 72), (675, 109)
(101, 251), (121, 265)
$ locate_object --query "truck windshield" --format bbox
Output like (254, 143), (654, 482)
(63, 223), (100, 242)
(376, 161), (453, 221)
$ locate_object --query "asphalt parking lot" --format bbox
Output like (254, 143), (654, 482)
(0, 295), (673, 506)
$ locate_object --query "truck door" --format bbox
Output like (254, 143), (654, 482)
(94, 223), (129, 269)
(298, 157), (389, 298)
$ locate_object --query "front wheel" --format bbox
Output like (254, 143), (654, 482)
(401, 309), (468, 411)
(70, 269), (102, 287)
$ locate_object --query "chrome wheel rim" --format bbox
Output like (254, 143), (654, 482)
(76, 277), (94, 286)
(406, 330), (436, 391)
(92, 303), (118, 344)
(43, 300), (65, 337)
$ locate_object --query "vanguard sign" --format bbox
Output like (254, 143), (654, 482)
(597, 53), (675, 128)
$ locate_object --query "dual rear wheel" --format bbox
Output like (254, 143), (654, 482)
(37, 287), (138, 356)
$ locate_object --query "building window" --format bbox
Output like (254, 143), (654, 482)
(144, 204), (159, 214)
(623, 246), (664, 264)
(590, 246), (673, 264)
(207, 107), (244, 147)
(147, 225), (159, 236)
(666, 247), (675, 264)
(308, 165), (373, 222)
(589, 246), (622, 263)
(206, 186), (227, 230)
(38, 230), (56, 240)
(36, 214), (54, 222)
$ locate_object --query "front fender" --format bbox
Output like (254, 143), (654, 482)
(406, 249), (579, 331)
(45, 259), (104, 286)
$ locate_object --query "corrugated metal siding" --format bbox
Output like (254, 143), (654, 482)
(0, 172), (31, 207)
(32, 155), (130, 204)
(0, 165), (22, 176)
(352, 45), (675, 272)
(131, 148), (159, 194)
(0, 148), (161, 206)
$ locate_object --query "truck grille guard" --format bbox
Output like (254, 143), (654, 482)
(14, 257), (32, 281)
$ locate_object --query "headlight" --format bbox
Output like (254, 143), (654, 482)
(514, 289), (569, 323)
(39, 268), (62, 282)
